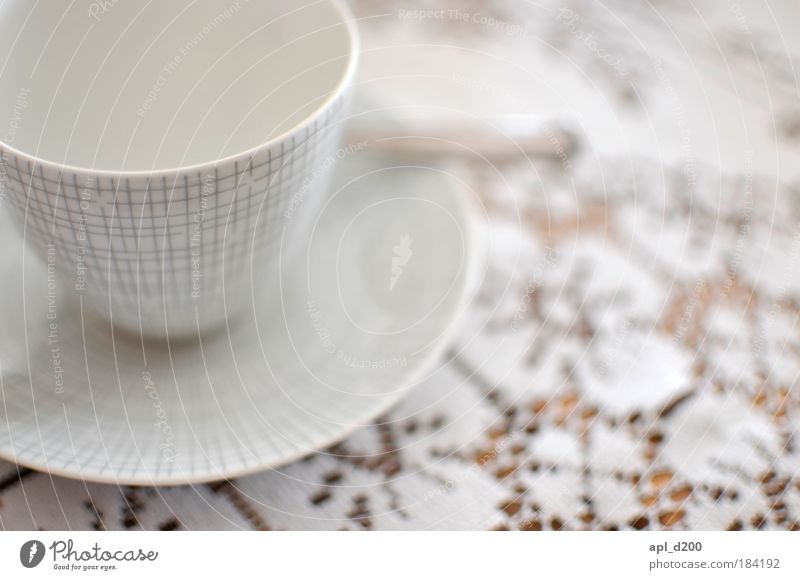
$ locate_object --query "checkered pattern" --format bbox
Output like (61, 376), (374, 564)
(0, 96), (347, 336)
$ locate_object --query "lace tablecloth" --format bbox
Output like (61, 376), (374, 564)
(2, 0), (799, 530)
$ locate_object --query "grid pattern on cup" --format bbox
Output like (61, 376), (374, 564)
(0, 96), (346, 334)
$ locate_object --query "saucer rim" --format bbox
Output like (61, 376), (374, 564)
(0, 168), (486, 486)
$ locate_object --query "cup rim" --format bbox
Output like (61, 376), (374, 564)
(0, 0), (360, 178)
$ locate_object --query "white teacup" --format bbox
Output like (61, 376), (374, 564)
(0, 0), (358, 337)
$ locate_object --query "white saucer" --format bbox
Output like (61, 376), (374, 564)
(0, 152), (479, 485)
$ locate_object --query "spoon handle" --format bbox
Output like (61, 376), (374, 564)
(346, 114), (580, 160)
